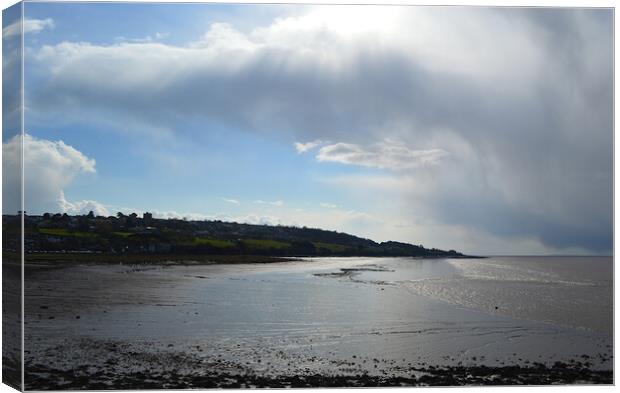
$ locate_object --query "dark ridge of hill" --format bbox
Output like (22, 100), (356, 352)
(4, 213), (470, 258)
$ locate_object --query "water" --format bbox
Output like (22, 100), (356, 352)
(402, 256), (612, 334)
(24, 256), (613, 382)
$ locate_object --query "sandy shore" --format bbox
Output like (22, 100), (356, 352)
(25, 342), (612, 389)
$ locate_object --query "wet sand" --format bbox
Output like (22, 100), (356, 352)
(2, 258), (22, 390)
(23, 257), (613, 388)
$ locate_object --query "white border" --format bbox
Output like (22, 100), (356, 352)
(0, 1), (616, 393)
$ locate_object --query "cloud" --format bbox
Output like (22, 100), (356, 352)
(114, 32), (170, 43)
(98, 206), (278, 226)
(26, 7), (613, 252)
(222, 197), (240, 204)
(150, 207), (379, 238)
(2, 133), (98, 215)
(148, 210), (275, 226)
(294, 140), (325, 153)
(316, 141), (449, 170)
(58, 190), (109, 216)
(253, 199), (284, 207)
(3, 18), (54, 37)
(225, 214), (280, 226)
(29, 7), (559, 138)
(320, 202), (337, 209)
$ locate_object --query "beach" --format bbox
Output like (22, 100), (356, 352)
(23, 256), (613, 388)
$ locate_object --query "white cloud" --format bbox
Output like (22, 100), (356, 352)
(3, 18), (54, 37)
(2, 133), (98, 215)
(253, 199), (284, 206)
(150, 210), (212, 221)
(227, 214), (280, 226)
(316, 141), (449, 171)
(146, 210), (282, 226)
(222, 197), (240, 204)
(114, 32), (170, 44)
(294, 140), (325, 153)
(58, 190), (109, 216)
(320, 202), (337, 209)
(150, 207), (379, 239)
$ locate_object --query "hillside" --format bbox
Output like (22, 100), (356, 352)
(4, 212), (468, 258)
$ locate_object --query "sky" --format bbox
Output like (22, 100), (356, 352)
(1, 2), (613, 255)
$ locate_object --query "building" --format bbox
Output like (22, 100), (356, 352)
(143, 212), (153, 225)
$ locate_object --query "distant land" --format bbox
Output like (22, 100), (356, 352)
(3, 211), (475, 263)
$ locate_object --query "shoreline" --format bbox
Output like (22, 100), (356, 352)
(21, 253), (301, 269)
(15, 252), (483, 270)
(24, 356), (612, 389)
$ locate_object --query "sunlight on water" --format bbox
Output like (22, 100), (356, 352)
(401, 257), (612, 333)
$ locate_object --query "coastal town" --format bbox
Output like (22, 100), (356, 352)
(3, 211), (464, 258)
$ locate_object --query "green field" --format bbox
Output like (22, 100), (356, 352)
(112, 231), (133, 238)
(241, 239), (291, 250)
(313, 242), (351, 253)
(177, 237), (236, 248)
(191, 238), (236, 248)
(38, 228), (100, 239)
